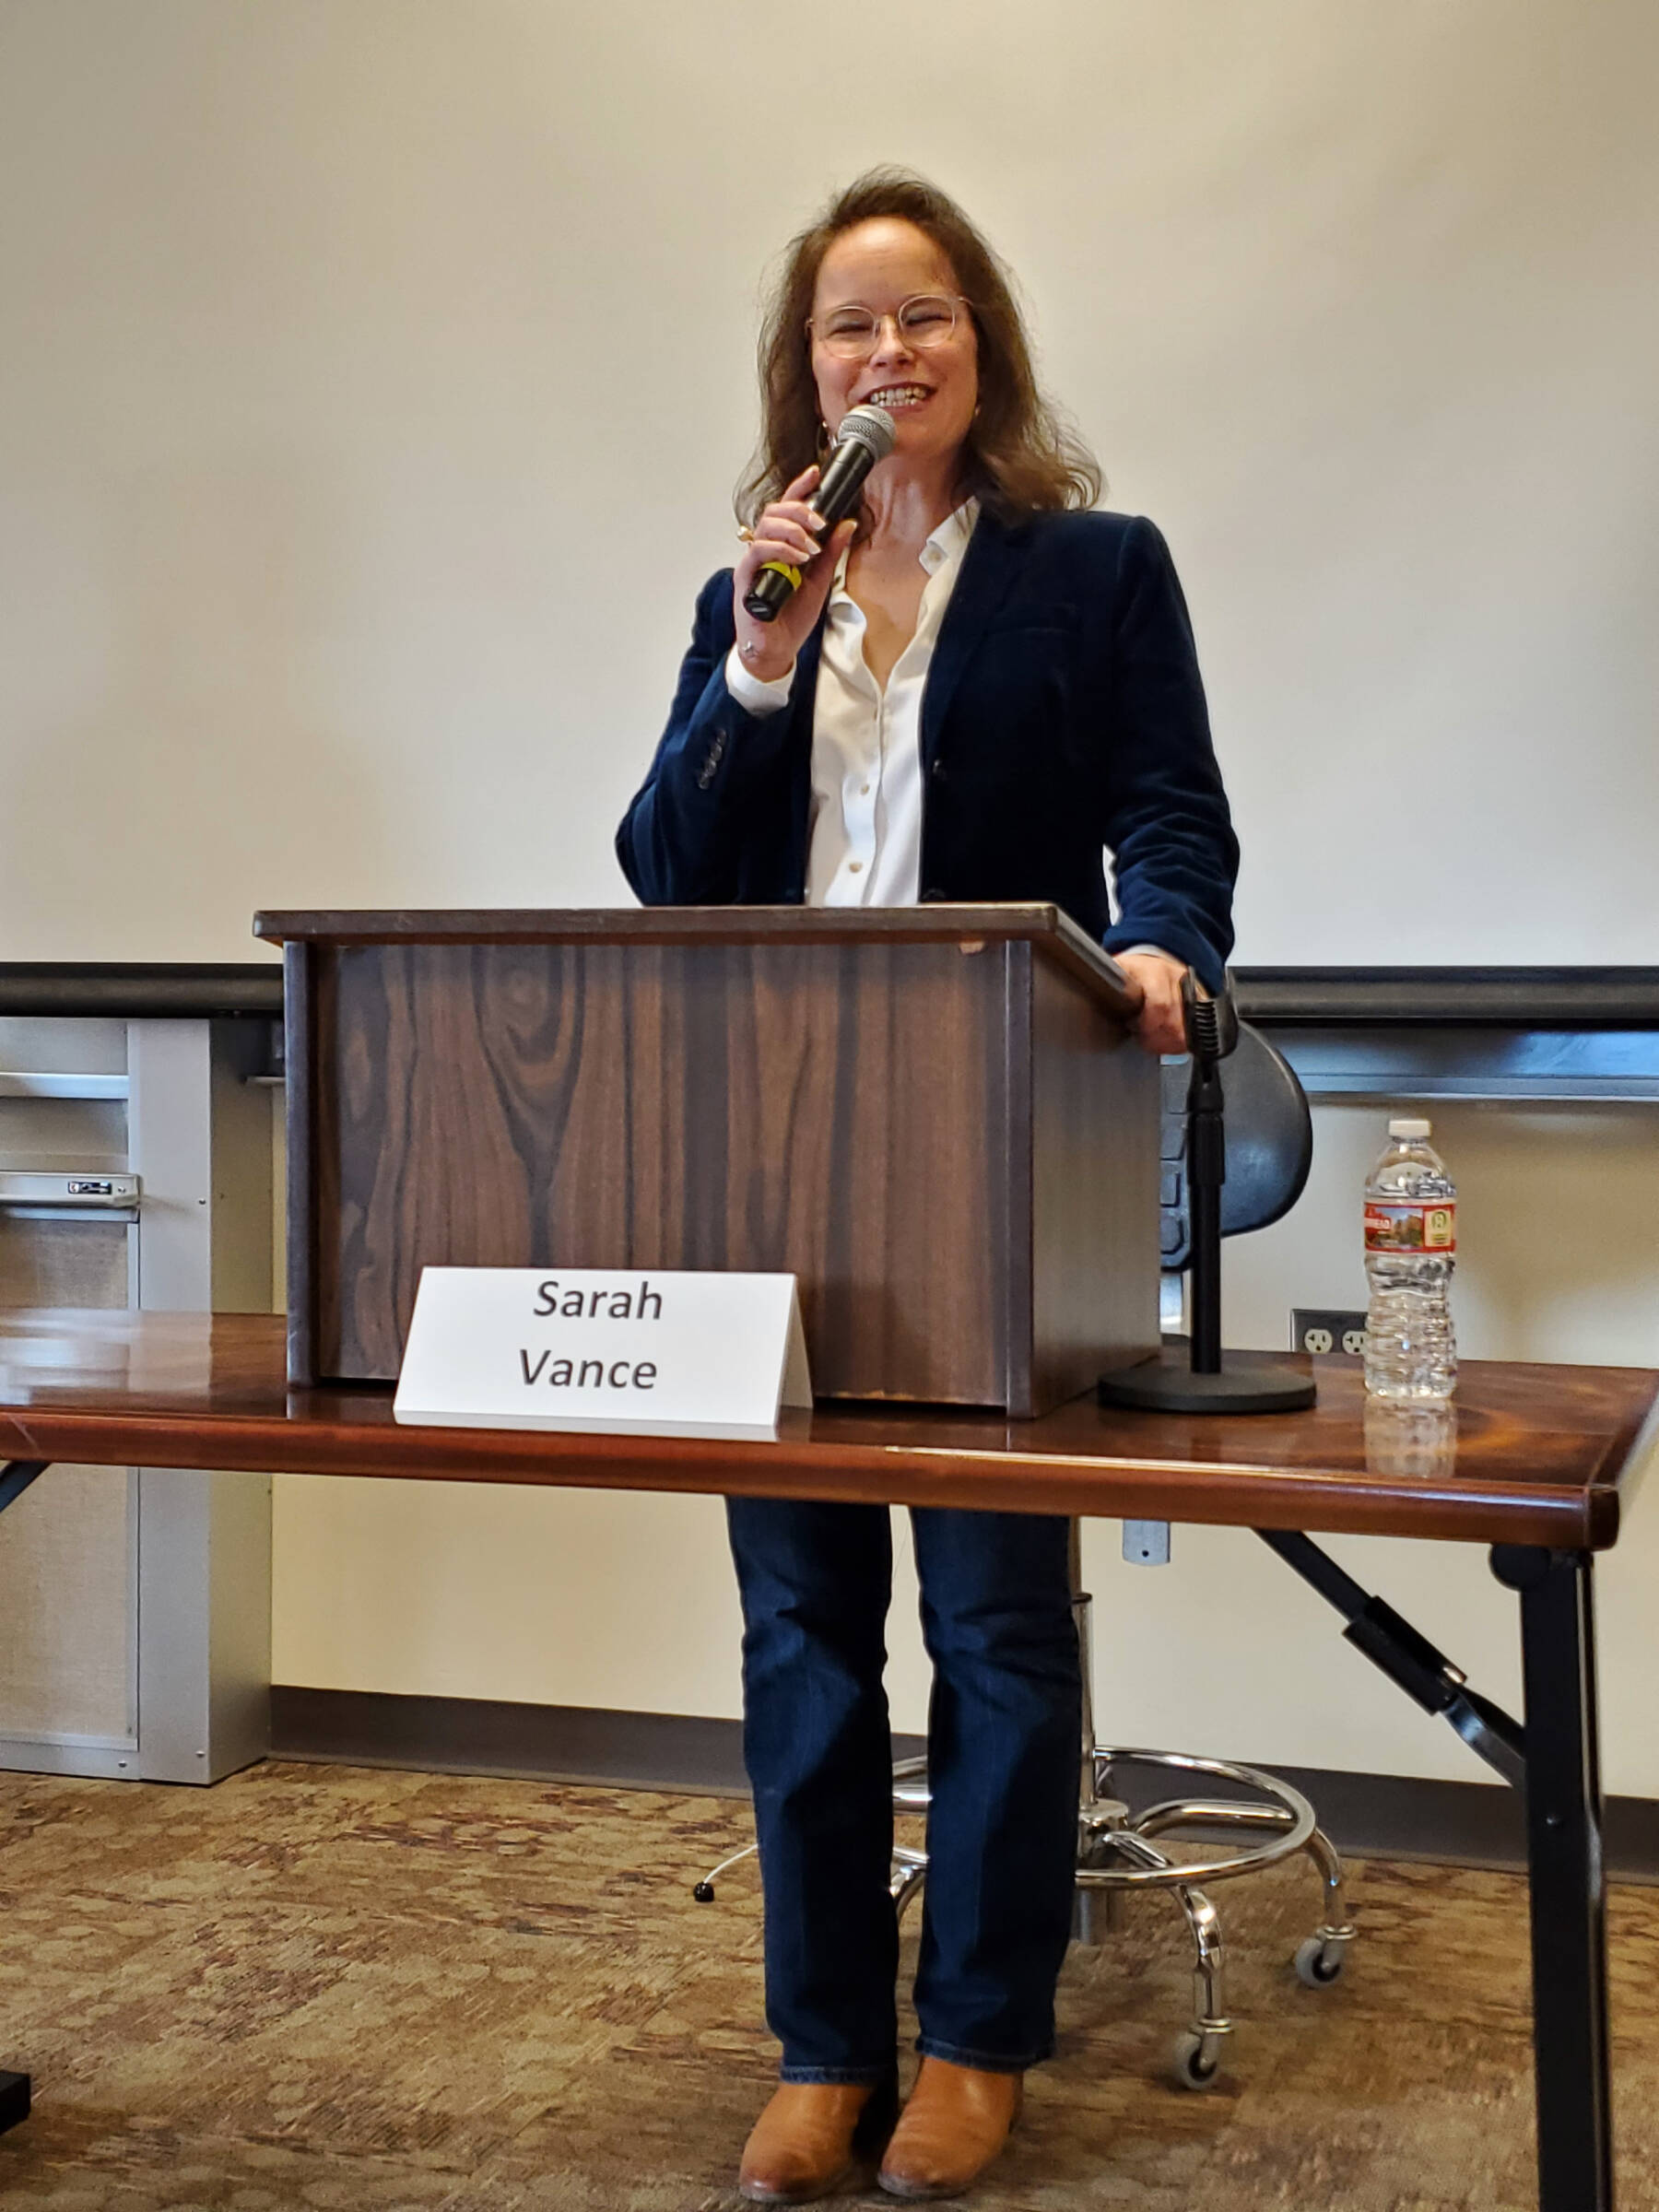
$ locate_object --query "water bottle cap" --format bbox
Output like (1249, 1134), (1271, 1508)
(1388, 1117), (1432, 1138)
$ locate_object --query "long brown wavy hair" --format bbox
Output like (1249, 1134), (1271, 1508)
(738, 169), (1102, 528)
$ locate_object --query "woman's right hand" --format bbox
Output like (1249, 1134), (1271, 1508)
(732, 466), (857, 681)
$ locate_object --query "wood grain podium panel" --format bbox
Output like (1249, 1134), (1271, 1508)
(262, 909), (1157, 1412)
(1026, 947), (1161, 1418)
(315, 935), (1011, 1399)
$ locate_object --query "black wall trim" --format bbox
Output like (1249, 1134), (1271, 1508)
(4, 959), (1659, 1031)
(0, 962), (282, 1018)
(272, 1684), (924, 1798)
(271, 1687), (1659, 1881)
(1259, 1763), (1659, 1884)
(1234, 968), (1659, 1029)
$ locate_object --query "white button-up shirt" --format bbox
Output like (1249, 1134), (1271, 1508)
(725, 499), (979, 907)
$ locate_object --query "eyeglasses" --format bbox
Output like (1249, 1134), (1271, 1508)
(807, 293), (969, 359)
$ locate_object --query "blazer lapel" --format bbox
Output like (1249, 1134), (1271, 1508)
(919, 511), (1026, 771)
(781, 610), (829, 891)
(794, 609), (827, 712)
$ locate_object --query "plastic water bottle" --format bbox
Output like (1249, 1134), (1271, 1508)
(1363, 1117), (1456, 1401)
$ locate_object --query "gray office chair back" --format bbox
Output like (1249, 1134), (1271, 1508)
(1159, 1022), (1313, 1272)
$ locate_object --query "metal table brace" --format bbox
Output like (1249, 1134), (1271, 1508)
(1253, 1525), (1609, 2212)
(1124, 1512), (1607, 2211)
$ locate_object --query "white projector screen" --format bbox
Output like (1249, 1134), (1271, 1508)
(1, 0), (1654, 968)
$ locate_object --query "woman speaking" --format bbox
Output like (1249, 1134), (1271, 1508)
(618, 171), (1237, 2203)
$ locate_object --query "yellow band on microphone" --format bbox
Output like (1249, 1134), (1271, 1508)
(760, 559), (803, 591)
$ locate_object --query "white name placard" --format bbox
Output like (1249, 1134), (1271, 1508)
(392, 1267), (812, 1442)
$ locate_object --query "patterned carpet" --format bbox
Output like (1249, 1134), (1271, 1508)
(0, 1760), (1653, 2209)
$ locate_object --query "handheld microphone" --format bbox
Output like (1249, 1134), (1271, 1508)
(742, 405), (897, 622)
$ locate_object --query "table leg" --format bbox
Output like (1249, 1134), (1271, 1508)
(0, 1461), (47, 1516)
(0, 1462), (47, 2133)
(1490, 1545), (1613, 2212)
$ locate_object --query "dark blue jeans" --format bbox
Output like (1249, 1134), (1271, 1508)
(726, 1497), (1081, 2083)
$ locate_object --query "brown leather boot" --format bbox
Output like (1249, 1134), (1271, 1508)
(877, 2057), (1024, 2200)
(738, 2078), (898, 2205)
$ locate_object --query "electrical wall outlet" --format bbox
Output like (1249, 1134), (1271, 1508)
(1292, 1307), (1369, 1359)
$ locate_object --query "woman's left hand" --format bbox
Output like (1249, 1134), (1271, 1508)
(1115, 951), (1190, 1057)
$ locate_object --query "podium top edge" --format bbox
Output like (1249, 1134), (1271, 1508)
(253, 904), (1132, 1000)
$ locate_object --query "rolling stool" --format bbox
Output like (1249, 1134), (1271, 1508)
(886, 1018), (1355, 2088)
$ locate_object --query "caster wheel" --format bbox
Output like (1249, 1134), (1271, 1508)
(1171, 2030), (1224, 2090)
(692, 1882), (715, 1903)
(1294, 1935), (1344, 1986)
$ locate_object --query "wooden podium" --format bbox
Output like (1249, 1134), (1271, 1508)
(255, 907), (1160, 1417)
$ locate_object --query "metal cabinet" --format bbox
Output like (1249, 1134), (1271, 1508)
(0, 1015), (273, 1782)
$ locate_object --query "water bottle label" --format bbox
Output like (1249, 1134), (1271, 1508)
(1365, 1201), (1456, 1254)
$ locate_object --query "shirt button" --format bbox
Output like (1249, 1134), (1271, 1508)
(848, 860), (864, 874)
(860, 783), (870, 795)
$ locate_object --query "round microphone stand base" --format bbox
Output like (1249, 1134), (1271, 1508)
(1098, 1347), (1317, 1416)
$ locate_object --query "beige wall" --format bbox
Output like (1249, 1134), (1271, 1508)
(2, 1), (1656, 964)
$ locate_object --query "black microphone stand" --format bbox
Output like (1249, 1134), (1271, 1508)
(1098, 973), (1317, 1415)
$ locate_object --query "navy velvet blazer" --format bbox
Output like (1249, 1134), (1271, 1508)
(616, 507), (1239, 992)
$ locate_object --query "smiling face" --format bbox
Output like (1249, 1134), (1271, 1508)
(810, 218), (979, 477)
